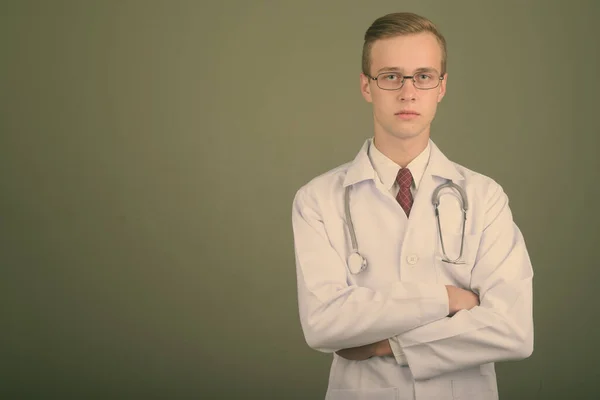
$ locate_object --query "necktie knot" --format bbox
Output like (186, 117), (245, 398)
(396, 168), (413, 189)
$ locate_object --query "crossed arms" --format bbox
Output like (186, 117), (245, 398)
(335, 284), (481, 361)
(291, 182), (534, 381)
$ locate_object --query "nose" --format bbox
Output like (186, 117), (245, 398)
(397, 78), (417, 102)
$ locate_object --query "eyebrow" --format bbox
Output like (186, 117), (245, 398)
(376, 66), (439, 74)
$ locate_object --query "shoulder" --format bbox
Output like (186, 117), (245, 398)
(450, 160), (510, 215)
(455, 162), (502, 194)
(431, 140), (505, 202)
(292, 161), (351, 210)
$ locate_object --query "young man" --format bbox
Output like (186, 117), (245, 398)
(291, 12), (534, 400)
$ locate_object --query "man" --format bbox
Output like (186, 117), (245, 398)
(291, 12), (534, 400)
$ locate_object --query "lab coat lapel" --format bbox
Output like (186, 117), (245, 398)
(403, 141), (465, 265)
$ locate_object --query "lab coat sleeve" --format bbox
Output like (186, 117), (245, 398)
(391, 182), (534, 380)
(292, 186), (450, 353)
(388, 338), (408, 365)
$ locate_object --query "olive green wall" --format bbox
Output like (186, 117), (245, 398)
(2, 1), (599, 399)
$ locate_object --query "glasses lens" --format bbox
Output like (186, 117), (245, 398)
(414, 73), (441, 89)
(376, 72), (403, 90)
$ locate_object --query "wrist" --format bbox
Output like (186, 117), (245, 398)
(374, 339), (392, 357)
(445, 285), (456, 315)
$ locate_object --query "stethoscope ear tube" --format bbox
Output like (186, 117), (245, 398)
(344, 186), (359, 253)
(432, 180), (468, 264)
(345, 186), (367, 274)
(431, 181), (469, 211)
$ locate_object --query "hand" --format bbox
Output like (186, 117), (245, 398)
(445, 285), (480, 316)
(335, 343), (376, 361)
(335, 340), (392, 361)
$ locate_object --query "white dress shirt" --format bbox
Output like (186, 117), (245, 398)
(368, 137), (431, 200)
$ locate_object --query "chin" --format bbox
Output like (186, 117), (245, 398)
(389, 130), (423, 140)
(375, 119), (427, 141)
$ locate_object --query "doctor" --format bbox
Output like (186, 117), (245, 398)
(291, 11), (534, 400)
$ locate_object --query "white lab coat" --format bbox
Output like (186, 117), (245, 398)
(292, 138), (534, 400)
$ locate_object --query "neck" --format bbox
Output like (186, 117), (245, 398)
(373, 133), (429, 168)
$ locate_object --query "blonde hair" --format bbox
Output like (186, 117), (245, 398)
(362, 12), (447, 76)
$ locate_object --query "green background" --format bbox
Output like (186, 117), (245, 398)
(2, 0), (599, 398)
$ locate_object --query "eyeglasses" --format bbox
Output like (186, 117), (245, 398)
(366, 71), (444, 91)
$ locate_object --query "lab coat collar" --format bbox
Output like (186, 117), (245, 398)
(342, 139), (377, 187)
(343, 137), (464, 188)
(426, 140), (464, 182)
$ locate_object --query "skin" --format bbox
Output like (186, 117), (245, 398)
(335, 32), (479, 362)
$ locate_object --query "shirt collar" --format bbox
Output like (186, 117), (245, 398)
(343, 137), (464, 187)
(368, 138), (431, 191)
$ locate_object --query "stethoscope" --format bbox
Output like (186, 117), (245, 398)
(344, 180), (469, 274)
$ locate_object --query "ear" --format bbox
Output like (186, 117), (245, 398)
(360, 73), (373, 103)
(437, 72), (448, 102)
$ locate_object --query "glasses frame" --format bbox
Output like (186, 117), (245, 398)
(366, 71), (445, 91)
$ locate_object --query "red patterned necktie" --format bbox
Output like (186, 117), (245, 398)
(396, 168), (413, 217)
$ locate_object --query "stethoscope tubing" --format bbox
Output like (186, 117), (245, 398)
(344, 180), (468, 273)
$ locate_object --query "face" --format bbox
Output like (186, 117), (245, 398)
(360, 32), (447, 142)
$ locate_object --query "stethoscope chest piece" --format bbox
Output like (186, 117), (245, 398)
(347, 251), (367, 274)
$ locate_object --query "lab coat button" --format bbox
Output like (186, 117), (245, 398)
(407, 254), (419, 265)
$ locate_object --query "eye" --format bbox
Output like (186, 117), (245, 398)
(383, 73), (399, 81)
(417, 73), (432, 80)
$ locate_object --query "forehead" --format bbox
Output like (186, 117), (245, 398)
(369, 32), (443, 73)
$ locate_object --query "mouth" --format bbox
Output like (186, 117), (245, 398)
(395, 110), (420, 120)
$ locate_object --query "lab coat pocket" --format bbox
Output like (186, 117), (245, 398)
(326, 387), (400, 400)
(435, 232), (479, 290)
(451, 378), (497, 399)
